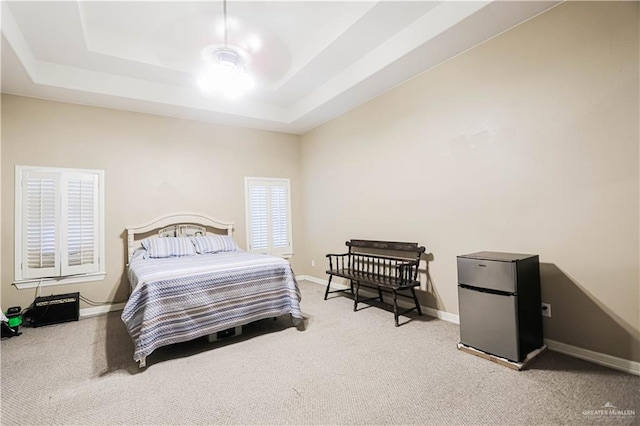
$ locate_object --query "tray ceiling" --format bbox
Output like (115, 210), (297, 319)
(1, 1), (559, 134)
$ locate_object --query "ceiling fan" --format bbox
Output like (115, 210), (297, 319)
(198, 0), (254, 98)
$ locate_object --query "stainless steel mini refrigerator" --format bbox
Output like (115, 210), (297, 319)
(457, 251), (543, 362)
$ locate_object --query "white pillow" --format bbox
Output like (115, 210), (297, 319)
(190, 235), (241, 254)
(141, 237), (196, 258)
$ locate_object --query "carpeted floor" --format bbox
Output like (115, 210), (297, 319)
(1, 280), (638, 425)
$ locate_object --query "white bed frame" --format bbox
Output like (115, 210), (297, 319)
(125, 213), (239, 366)
(126, 213), (234, 264)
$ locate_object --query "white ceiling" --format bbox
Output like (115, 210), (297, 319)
(1, 1), (559, 135)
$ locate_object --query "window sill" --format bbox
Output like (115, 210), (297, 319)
(248, 250), (294, 259)
(13, 272), (106, 290)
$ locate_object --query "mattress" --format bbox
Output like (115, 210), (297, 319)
(121, 250), (302, 366)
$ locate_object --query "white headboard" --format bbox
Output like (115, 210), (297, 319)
(126, 213), (234, 263)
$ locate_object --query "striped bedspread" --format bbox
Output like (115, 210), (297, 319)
(121, 250), (302, 365)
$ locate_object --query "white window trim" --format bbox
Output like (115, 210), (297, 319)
(244, 177), (293, 258)
(14, 166), (106, 288)
(13, 273), (106, 290)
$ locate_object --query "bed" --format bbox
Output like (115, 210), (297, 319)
(121, 213), (303, 367)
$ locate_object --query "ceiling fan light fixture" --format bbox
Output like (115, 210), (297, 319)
(211, 47), (241, 68)
(198, 46), (254, 98)
(198, 64), (253, 99)
(198, 0), (254, 99)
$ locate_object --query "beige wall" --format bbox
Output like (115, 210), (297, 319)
(300, 2), (640, 362)
(1, 95), (301, 311)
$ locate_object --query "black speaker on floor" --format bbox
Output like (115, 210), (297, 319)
(29, 292), (80, 327)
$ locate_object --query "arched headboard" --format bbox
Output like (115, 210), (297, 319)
(126, 213), (234, 263)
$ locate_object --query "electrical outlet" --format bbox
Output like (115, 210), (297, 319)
(311, 260), (315, 267)
(541, 302), (551, 318)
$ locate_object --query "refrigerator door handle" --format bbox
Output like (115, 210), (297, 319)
(458, 283), (516, 297)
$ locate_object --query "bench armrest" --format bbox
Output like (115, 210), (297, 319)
(397, 259), (420, 282)
(326, 253), (350, 272)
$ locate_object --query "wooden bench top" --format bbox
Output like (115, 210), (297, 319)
(346, 239), (426, 254)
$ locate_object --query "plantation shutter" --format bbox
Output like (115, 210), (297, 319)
(247, 182), (269, 253)
(21, 171), (61, 279)
(19, 168), (102, 281)
(245, 178), (292, 256)
(61, 172), (99, 275)
(270, 181), (291, 256)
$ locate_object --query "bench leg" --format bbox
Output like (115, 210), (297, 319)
(378, 287), (384, 303)
(324, 275), (334, 300)
(354, 281), (360, 312)
(411, 287), (422, 316)
(393, 290), (399, 327)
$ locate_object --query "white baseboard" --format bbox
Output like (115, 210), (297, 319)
(299, 274), (639, 376)
(297, 275), (326, 286)
(79, 302), (126, 319)
(423, 306), (460, 324)
(544, 339), (640, 376)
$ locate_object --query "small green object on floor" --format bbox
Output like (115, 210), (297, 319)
(7, 313), (23, 329)
(2, 306), (23, 338)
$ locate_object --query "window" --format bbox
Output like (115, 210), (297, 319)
(244, 177), (292, 257)
(14, 166), (105, 288)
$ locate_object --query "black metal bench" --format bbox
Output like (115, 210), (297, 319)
(324, 240), (426, 326)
